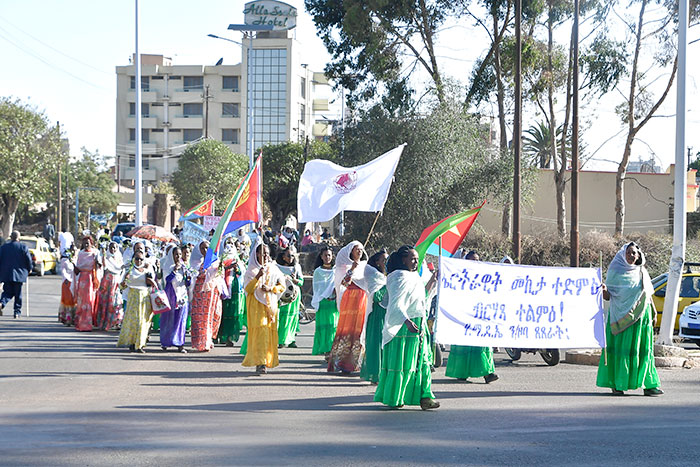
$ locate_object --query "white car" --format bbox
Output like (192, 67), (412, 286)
(679, 302), (700, 348)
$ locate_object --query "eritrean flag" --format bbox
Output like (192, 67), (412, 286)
(179, 197), (215, 221)
(202, 156), (262, 269)
(414, 201), (486, 265)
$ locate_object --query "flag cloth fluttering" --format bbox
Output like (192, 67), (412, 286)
(179, 197), (215, 221)
(414, 201), (486, 265)
(202, 156), (262, 269)
(297, 144), (405, 222)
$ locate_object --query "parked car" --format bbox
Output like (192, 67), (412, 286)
(19, 236), (58, 276)
(651, 263), (700, 331)
(679, 302), (700, 347)
(113, 223), (136, 238)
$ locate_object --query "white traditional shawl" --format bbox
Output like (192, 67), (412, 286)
(382, 269), (428, 347)
(312, 266), (335, 310)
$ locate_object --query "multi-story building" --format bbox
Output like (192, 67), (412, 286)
(115, 26), (333, 188)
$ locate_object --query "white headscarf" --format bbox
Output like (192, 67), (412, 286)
(103, 241), (124, 275)
(190, 240), (208, 271)
(244, 236), (284, 305)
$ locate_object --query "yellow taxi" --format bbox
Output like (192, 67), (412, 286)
(651, 264), (700, 331)
(19, 236), (58, 276)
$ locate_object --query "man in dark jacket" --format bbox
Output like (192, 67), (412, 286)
(0, 231), (34, 318)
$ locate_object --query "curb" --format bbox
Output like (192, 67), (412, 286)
(565, 348), (699, 368)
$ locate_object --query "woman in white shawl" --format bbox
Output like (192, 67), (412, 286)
(374, 245), (439, 410)
(241, 237), (286, 374)
(95, 241), (124, 330)
(311, 245), (338, 357)
(190, 239), (225, 351)
(327, 241), (386, 374)
(597, 242), (662, 396)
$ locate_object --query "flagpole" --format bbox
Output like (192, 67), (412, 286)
(364, 211), (381, 246)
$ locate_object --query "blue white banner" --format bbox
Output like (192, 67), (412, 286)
(181, 221), (208, 247)
(436, 257), (606, 348)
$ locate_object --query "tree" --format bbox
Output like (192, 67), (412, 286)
(305, 0), (457, 109)
(171, 139), (248, 216)
(261, 140), (336, 230)
(338, 97), (533, 251)
(0, 97), (64, 237)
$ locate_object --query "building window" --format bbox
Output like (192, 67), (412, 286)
(128, 155), (135, 167)
(250, 48), (288, 149)
(130, 76), (150, 90)
(223, 76), (239, 91)
(129, 128), (150, 142)
(183, 76), (203, 91)
(143, 157), (150, 170)
(183, 103), (203, 117)
(222, 129), (240, 144)
(222, 103), (240, 117)
(300, 77), (306, 99)
(183, 129), (202, 142)
(299, 103), (306, 124)
(129, 103), (150, 117)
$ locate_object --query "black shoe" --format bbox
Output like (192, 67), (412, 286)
(225, 340), (234, 347)
(13, 312), (20, 319)
(0, 303), (4, 315)
(288, 341), (297, 348)
(420, 398), (440, 410)
(129, 345), (136, 352)
(611, 389), (625, 395)
(484, 373), (499, 384)
(178, 346), (187, 354)
(644, 387), (664, 396)
(136, 347), (146, 354)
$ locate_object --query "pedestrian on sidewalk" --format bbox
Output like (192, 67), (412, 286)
(597, 242), (663, 396)
(0, 231), (34, 318)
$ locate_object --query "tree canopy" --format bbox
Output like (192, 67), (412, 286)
(171, 139), (248, 216)
(0, 97), (65, 237)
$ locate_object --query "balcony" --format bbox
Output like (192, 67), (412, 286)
(128, 89), (157, 103)
(312, 72), (329, 85)
(124, 142), (158, 154)
(172, 116), (204, 129)
(122, 168), (157, 181)
(127, 116), (157, 129)
(173, 88), (203, 101)
(312, 123), (330, 137)
(313, 99), (329, 112)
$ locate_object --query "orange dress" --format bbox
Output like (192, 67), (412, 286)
(327, 283), (368, 373)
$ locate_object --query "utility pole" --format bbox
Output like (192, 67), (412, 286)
(56, 121), (62, 242)
(570, 0), (580, 267)
(512, 0), (522, 263)
(204, 84), (211, 138)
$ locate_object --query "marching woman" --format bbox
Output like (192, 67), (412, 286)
(327, 241), (386, 374)
(276, 247), (304, 348)
(117, 250), (157, 353)
(242, 238), (285, 374)
(360, 249), (389, 383)
(159, 246), (192, 353)
(95, 241), (124, 331)
(58, 245), (77, 326)
(190, 240), (225, 352)
(73, 235), (101, 331)
(444, 250), (499, 384)
(311, 246), (338, 358)
(374, 246), (439, 410)
(597, 242), (663, 396)
(217, 237), (247, 347)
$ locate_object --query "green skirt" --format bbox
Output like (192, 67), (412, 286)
(374, 317), (435, 407)
(217, 292), (246, 344)
(596, 302), (660, 391)
(311, 299), (339, 355)
(360, 306), (386, 382)
(277, 293), (301, 346)
(445, 345), (495, 379)
(151, 313), (160, 332)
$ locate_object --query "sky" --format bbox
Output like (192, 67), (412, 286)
(0, 0), (698, 172)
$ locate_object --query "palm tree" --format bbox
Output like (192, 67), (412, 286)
(523, 121), (572, 169)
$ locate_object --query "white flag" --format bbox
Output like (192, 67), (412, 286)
(297, 144), (405, 223)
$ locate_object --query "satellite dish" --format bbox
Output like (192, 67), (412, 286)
(215, 58), (223, 66)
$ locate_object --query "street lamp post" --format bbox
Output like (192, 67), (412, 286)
(75, 187), (99, 238)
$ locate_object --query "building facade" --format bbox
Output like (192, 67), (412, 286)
(115, 24), (332, 187)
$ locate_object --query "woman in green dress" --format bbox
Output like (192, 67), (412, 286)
(597, 242), (662, 396)
(444, 250), (499, 383)
(276, 247), (303, 348)
(360, 249), (389, 383)
(216, 237), (247, 346)
(374, 246), (439, 410)
(311, 246), (339, 358)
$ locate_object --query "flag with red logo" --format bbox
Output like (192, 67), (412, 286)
(179, 197), (215, 221)
(297, 144), (404, 222)
(202, 156), (262, 269)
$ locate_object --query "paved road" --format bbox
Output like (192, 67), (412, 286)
(1, 275), (698, 466)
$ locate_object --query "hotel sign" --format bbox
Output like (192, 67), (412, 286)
(244, 1), (297, 30)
